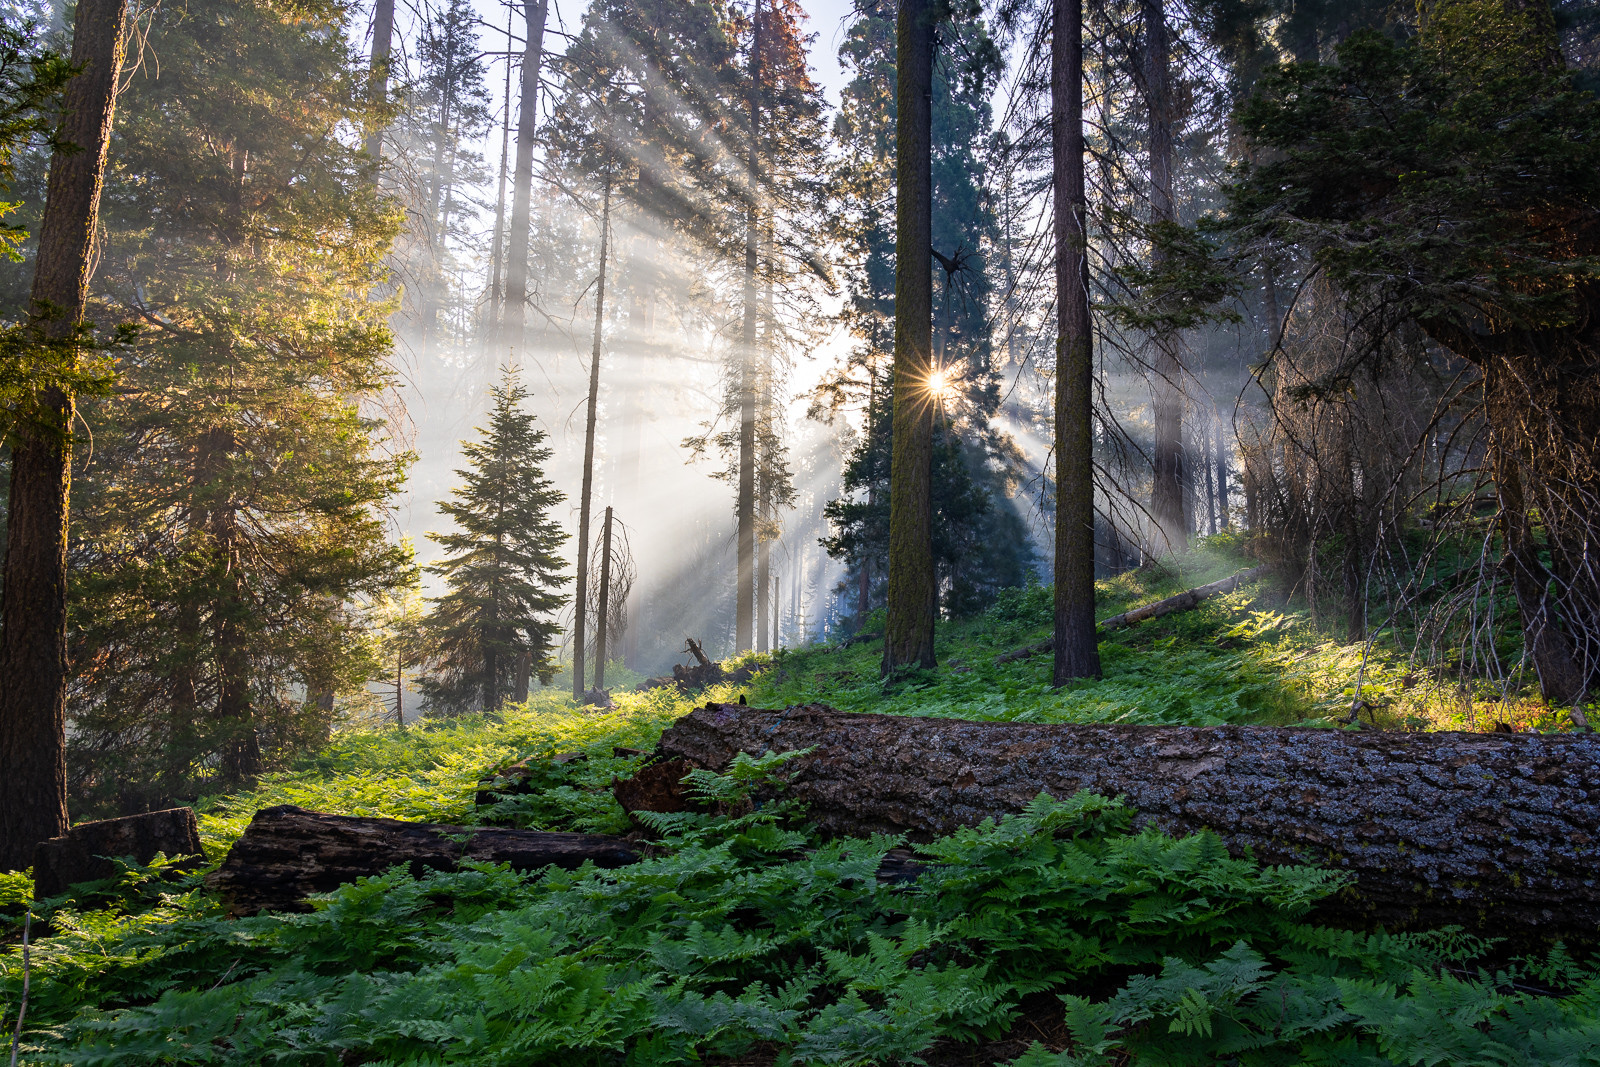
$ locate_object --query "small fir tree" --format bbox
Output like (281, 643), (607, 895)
(422, 368), (569, 713)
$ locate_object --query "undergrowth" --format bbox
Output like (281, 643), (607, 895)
(751, 539), (1578, 733)
(6, 760), (1598, 1066)
(4, 543), (1595, 1063)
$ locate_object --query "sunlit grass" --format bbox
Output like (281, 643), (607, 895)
(180, 536), (1576, 862)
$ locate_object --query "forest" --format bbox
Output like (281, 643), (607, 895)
(4, 0), (1600, 1061)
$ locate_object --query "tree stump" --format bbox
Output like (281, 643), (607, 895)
(32, 806), (205, 898)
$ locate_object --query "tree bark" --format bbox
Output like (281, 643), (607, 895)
(485, 3), (514, 330)
(1214, 402), (1230, 530)
(647, 702), (1600, 941)
(883, 0), (937, 675)
(501, 0), (550, 350)
(1052, 0), (1101, 685)
(34, 807), (204, 898)
(209, 805), (639, 916)
(0, 0), (128, 871)
(363, 0), (394, 164)
(572, 177), (611, 700)
(594, 505), (614, 690)
(1144, 0), (1187, 553)
(736, 0), (763, 653)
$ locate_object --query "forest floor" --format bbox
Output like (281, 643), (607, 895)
(2, 538), (1595, 1064)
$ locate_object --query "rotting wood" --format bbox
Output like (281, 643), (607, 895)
(641, 701), (1600, 942)
(33, 807), (204, 898)
(637, 637), (758, 692)
(211, 802), (923, 915)
(209, 805), (639, 916)
(996, 566), (1267, 664)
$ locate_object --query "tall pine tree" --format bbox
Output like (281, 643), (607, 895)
(422, 367), (568, 713)
(63, 0), (409, 809)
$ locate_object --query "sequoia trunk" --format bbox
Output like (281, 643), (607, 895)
(1051, 0), (1101, 684)
(883, 0), (937, 674)
(1144, 0), (1187, 552)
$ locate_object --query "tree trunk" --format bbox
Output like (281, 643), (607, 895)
(0, 0), (127, 871)
(736, 0), (762, 653)
(501, 0), (550, 350)
(756, 232), (776, 654)
(363, 0), (394, 164)
(1052, 0), (1101, 685)
(209, 805), (639, 916)
(883, 0), (937, 675)
(1144, 0), (1186, 554)
(513, 650), (529, 705)
(1214, 403), (1230, 530)
(34, 807), (204, 898)
(209, 430), (261, 785)
(485, 4), (514, 332)
(595, 505), (614, 690)
(646, 702), (1600, 942)
(572, 177), (611, 700)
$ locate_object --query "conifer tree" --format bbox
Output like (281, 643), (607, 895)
(61, 0), (409, 807)
(421, 367), (568, 714)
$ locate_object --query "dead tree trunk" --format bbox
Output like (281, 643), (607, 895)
(643, 702), (1600, 941)
(571, 175), (611, 701)
(209, 805), (639, 916)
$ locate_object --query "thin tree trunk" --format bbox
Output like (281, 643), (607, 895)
(1144, 0), (1185, 553)
(209, 429), (261, 784)
(486, 5), (513, 331)
(736, 0), (763, 652)
(364, 0), (394, 164)
(572, 177), (611, 700)
(502, 0), (549, 350)
(1215, 402), (1230, 530)
(756, 228), (775, 654)
(514, 650), (530, 704)
(1203, 415), (1217, 535)
(1051, 0), (1101, 684)
(594, 506), (614, 690)
(0, 0), (127, 870)
(883, 0), (937, 675)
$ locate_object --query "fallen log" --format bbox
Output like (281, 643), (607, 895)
(211, 803), (924, 915)
(209, 805), (640, 916)
(643, 702), (1600, 942)
(995, 566), (1268, 664)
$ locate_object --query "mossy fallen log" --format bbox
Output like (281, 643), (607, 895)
(638, 702), (1600, 943)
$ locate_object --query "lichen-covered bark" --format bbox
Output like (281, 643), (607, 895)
(654, 703), (1600, 940)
